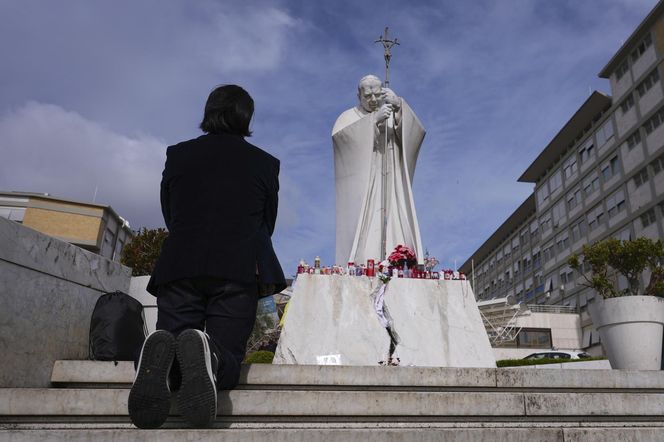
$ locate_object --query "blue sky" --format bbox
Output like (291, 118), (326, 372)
(0, 0), (657, 276)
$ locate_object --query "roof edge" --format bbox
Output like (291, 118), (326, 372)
(518, 91), (612, 183)
(598, 0), (664, 78)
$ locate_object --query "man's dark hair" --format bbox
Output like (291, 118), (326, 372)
(199, 85), (254, 136)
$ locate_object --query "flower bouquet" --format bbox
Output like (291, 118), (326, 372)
(388, 244), (417, 268)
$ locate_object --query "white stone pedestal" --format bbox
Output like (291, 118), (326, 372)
(274, 274), (496, 367)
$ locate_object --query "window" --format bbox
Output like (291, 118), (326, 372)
(636, 68), (659, 97)
(606, 189), (626, 218)
(530, 220), (539, 241)
(616, 61), (630, 80)
(583, 171), (600, 196)
(555, 231), (570, 253)
(522, 255), (531, 271)
(626, 130), (641, 150)
(579, 139), (595, 164)
(596, 120), (615, 147)
(601, 155), (620, 181)
(570, 218), (587, 243)
(533, 251), (542, 269)
(534, 273), (544, 294)
(641, 208), (656, 228)
(539, 212), (552, 232)
(631, 33), (652, 62)
(113, 239), (125, 261)
(517, 328), (552, 348)
(549, 170), (563, 193)
(587, 204), (605, 231)
(525, 277), (533, 297)
(512, 236), (520, 252)
(543, 242), (555, 263)
(551, 200), (566, 227)
(651, 153), (664, 175)
(633, 167), (649, 188)
(520, 227), (529, 246)
(644, 107), (664, 135)
(620, 94), (635, 114)
(537, 184), (549, 207)
(562, 155), (578, 180)
(560, 268), (575, 289)
(566, 187), (582, 211)
(659, 201), (664, 217)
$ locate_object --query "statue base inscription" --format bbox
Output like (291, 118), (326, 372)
(273, 274), (496, 368)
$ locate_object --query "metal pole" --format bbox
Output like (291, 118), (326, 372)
(375, 27), (399, 261)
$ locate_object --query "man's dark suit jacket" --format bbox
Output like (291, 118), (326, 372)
(147, 133), (286, 297)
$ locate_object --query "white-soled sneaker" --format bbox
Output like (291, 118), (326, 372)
(176, 329), (218, 427)
(128, 330), (175, 429)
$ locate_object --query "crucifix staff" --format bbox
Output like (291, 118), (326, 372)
(375, 27), (399, 87)
(375, 27), (399, 261)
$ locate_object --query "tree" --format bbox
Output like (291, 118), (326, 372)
(121, 228), (168, 276)
(568, 237), (664, 298)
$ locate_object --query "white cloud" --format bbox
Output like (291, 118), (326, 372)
(183, 5), (299, 75)
(0, 102), (165, 228)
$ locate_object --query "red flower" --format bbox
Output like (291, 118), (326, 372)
(388, 244), (416, 265)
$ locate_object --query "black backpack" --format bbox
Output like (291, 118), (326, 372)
(89, 291), (147, 361)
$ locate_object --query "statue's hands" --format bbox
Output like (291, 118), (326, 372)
(382, 88), (401, 111)
(375, 103), (392, 124)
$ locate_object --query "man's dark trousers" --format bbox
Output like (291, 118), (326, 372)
(155, 276), (258, 390)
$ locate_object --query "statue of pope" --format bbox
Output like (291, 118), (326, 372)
(332, 74), (425, 266)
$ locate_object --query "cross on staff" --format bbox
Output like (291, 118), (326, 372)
(374, 27), (399, 261)
(375, 27), (399, 87)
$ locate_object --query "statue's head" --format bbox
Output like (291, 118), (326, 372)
(357, 75), (383, 112)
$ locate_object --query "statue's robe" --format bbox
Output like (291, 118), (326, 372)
(332, 101), (425, 265)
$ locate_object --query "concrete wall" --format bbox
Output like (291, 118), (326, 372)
(0, 217), (131, 387)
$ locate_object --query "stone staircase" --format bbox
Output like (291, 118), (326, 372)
(2, 361), (664, 440)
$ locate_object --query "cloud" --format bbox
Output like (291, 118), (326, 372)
(195, 6), (299, 74)
(0, 102), (165, 229)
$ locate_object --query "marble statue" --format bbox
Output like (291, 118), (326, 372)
(332, 74), (425, 266)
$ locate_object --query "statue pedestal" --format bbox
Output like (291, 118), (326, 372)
(273, 274), (496, 368)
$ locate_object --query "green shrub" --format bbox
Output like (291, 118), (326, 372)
(496, 357), (606, 367)
(120, 227), (168, 276)
(244, 350), (275, 364)
(569, 237), (664, 298)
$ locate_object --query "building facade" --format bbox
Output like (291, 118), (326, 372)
(461, 1), (664, 352)
(0, 191), (133, 262)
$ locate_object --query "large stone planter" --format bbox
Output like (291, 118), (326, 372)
(588, 296), (664, 370)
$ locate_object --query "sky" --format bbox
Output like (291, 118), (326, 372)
(0, 0), (658, 276)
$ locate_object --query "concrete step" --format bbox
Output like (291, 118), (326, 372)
(10, 360), (663, 439)
(51, 360), (664, 391)
(3, 426), (664, 442)
(3, 387), (664, 421)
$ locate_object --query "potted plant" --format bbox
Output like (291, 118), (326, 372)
(569, 237), (664, 370)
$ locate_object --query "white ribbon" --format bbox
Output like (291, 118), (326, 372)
(372, 281), (390, 327)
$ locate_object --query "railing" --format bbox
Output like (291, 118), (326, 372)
(525, 304), (577, 314)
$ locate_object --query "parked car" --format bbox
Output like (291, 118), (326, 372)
(523, 351), (591, 360)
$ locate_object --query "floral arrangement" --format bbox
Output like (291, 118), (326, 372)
(388, 244), (417, 266)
